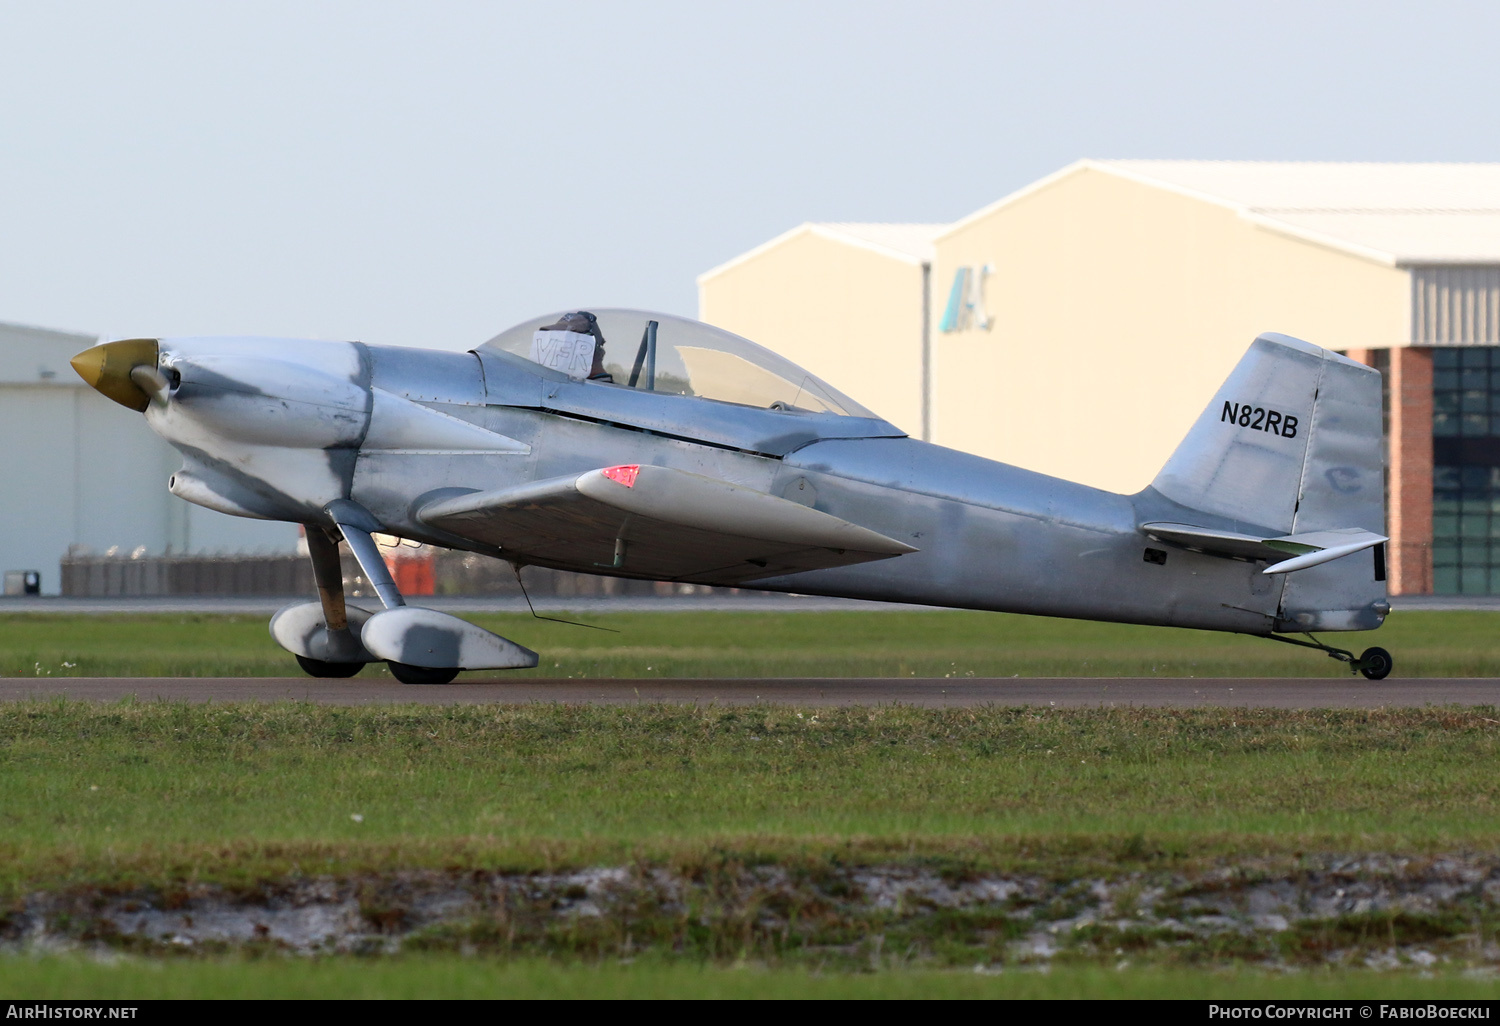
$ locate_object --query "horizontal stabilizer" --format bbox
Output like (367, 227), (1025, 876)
(1140, 522), (1386, 575)
(1258, 528), (1388, 575)
(1141, 522), (1282, 560)
(419, 464), (917, 583)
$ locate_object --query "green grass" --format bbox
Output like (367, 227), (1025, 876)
(2, 957), (1496, 999)
(2, 702), (1498, 896)
(5, 610), (1499, 989)
(5, 703), (1500, 984)
(2, 608), (1496, 679)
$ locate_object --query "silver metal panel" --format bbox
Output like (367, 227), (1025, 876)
(366, 345), (487, 406)
(363, 387), (528, 454)
(474, 348), (546, 408)
(1411, 265), (1500, 345)
(758, 444), (1281, 632)
(781, 436), (1137, 534)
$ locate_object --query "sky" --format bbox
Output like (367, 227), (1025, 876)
(2, 0), (1500, 350)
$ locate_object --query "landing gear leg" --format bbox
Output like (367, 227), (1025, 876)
(312, 500), (535, 682)
(1264, 633), (1393, 680)
(297, 526), (370, 678)
(326, 501), (464, 685)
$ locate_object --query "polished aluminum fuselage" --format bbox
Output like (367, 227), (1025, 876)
(147, 337), (1368, 638)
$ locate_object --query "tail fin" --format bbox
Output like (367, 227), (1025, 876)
(1150, 332), (1386, 631)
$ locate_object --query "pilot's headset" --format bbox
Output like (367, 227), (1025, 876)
(538, 310), (602, 340)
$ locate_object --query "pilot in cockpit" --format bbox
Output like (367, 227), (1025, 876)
(530, 310), (613, 383)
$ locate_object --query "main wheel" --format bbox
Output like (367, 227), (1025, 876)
(295, 654), (366, 678)
(388, 662), (460, 686)
(1358, 646), (1393, 681)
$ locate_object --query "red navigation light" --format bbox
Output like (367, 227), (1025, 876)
(601, 465), (640, 488)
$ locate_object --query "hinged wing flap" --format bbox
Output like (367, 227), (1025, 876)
(419, 464), (917, 584)
(1140, 522), (1386, 575)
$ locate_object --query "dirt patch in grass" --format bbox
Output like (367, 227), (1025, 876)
(8, 854), (1499, 971)
(6, 703), (1500, 971)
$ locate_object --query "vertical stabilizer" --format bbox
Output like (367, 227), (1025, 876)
(1150, 332), (1386, 631)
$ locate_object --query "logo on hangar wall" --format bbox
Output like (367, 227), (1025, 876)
(939, 264), (992, 334)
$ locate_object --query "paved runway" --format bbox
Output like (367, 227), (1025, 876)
(2, 676), (1497, 707)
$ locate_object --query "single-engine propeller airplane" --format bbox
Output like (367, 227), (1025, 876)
(72, 310), (1392, 684)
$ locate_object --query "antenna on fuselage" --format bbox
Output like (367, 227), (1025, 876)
(510, 563), (620, 633)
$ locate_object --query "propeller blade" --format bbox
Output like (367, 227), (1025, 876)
(128, 364), (170, 406)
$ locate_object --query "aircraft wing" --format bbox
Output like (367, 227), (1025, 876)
(1140, 522), (1387, 575)
(418, 464), (917, 583)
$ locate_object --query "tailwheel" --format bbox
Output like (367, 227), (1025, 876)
(1357, 646), (1393, 681)
(1263, 632), (1394, 679)
(295, 655), (366, 679)
(388, 662), (460, 686)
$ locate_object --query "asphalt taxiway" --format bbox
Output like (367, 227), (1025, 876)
(1, 676), (1495, 707)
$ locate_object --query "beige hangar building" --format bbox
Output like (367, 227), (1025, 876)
(699, 160), (1500, 596)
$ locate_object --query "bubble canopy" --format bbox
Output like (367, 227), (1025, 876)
(480, 310), (879, 419)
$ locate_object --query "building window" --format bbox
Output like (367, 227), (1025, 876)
(1431, 346), (1500, 594)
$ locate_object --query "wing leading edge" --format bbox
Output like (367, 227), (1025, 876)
(419, 464), (917, 584)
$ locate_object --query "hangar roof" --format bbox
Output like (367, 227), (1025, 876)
(945, 160), (1500, 266)
(811, 222), (947, 262)
(698, 221), (948, 283)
